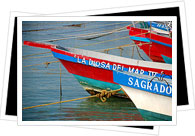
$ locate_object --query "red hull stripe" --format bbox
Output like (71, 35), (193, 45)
(127, 27), (172, 45)
(126, 27), (172, 62)
(60, 59), (115, 84)
(51, 49), (172, 79)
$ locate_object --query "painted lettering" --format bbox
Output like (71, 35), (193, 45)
(117, 65), (121, 71)
(89, 59), (93, 66)
(113, 64), (117, 70)
(105, 63), (110, 70)
(140, 80), (146, 89)
(153, 84), (159, 92)
(134, 69), (139, 74)
(147, 82), (152, 91)
(101, 62), (106, 68)
(96, 61), (100, 67)
(140, 69), (144, 75)
(166, 86), (172, 95)
(160, 84), (165, 93)
(128, 77), (133, 85)
(134, 79), (140, 88)
(128, 67), (134, 73)
(77, 56), (82, 63)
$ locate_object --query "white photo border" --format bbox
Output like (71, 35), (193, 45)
(2, 1), (193, 121)
(0, 12), (42, 121)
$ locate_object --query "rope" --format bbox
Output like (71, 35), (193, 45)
(75, 36), (130, 48)
(97, 44), (133, 52)
(35, 22), (140, 43)
(23, 43), (150, 67)
(23, 55), (53, 60)
(45, 22), (131, 36)
(22, 88), (122, 110)
(23, 21), (90, 27)
(22, 95), (97, 110)
(22, 51), (51, 58)
(135, 44), (145, 61)
(36, 28), (128, 42)
(75, 32), (149, 48)
(22, 23), (86, 32)
(23, 60), (59, 68)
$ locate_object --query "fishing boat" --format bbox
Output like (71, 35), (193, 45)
(127, 26), (172, 64)
(113, 70), (172, 118)
(139, 21), (172, 35)
(23, 41), (172, 117)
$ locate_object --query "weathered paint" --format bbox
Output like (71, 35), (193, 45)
(113, 71), (172, 97)
(126, 27), (172, 63)
(51, 49), (172, 79)
(73, 74), (124, 94)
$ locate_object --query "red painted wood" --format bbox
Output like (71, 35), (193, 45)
(52, 48), (172, 76)
(59, 59), (115, 84)
(126, 27), (172, 62)
(23, 41), (55, 49)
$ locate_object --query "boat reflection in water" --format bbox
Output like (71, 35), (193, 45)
(56, 97), (171, 121)
(57, 97), (144, 121)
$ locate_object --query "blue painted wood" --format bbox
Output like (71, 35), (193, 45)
(113, 71), (172, 97)
(130, 36), (150, 42)
(73, 74), (124, 94)
(52, 51), (172, 80)
(162, 55), (172, 64)
(146, 21), (171, 31)
(150, 39), (172, 48)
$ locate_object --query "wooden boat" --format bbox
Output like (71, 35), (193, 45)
(23, 41), (172, 117)
(127, 26), (172, 64)
(140, 21), (172, 35)
(113, 70), (172, 117)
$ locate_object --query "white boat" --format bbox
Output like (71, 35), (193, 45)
(113, 70), (172, 117)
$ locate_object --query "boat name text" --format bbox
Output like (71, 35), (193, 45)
(77, 56), (159, 77)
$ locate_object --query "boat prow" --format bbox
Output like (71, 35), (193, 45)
(113, 70), (172, 117)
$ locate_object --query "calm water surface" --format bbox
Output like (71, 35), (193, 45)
(22, 21), (165, 121)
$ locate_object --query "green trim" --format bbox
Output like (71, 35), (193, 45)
(73, 74), (124, 94)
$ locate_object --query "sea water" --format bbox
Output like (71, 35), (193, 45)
(22, 21), (170, 121)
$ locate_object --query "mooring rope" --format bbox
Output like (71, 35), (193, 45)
(75, 32), (149, 48)
(22, 51), (51, 58)
(43, 22), (131, 35)
(23, 27), (150, 67)
(23, 60), (59, 68)
(23, 42), (151, 67)
(135, 44), (145, 61)
(75, 36), (130, 48)
(36, 28), (128, 42)
(23, 55), (53, 60)
(35, 22), (140, 43)
(22, 88), (122, 110)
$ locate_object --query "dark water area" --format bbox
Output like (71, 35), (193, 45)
(22, 21), (165, 121)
